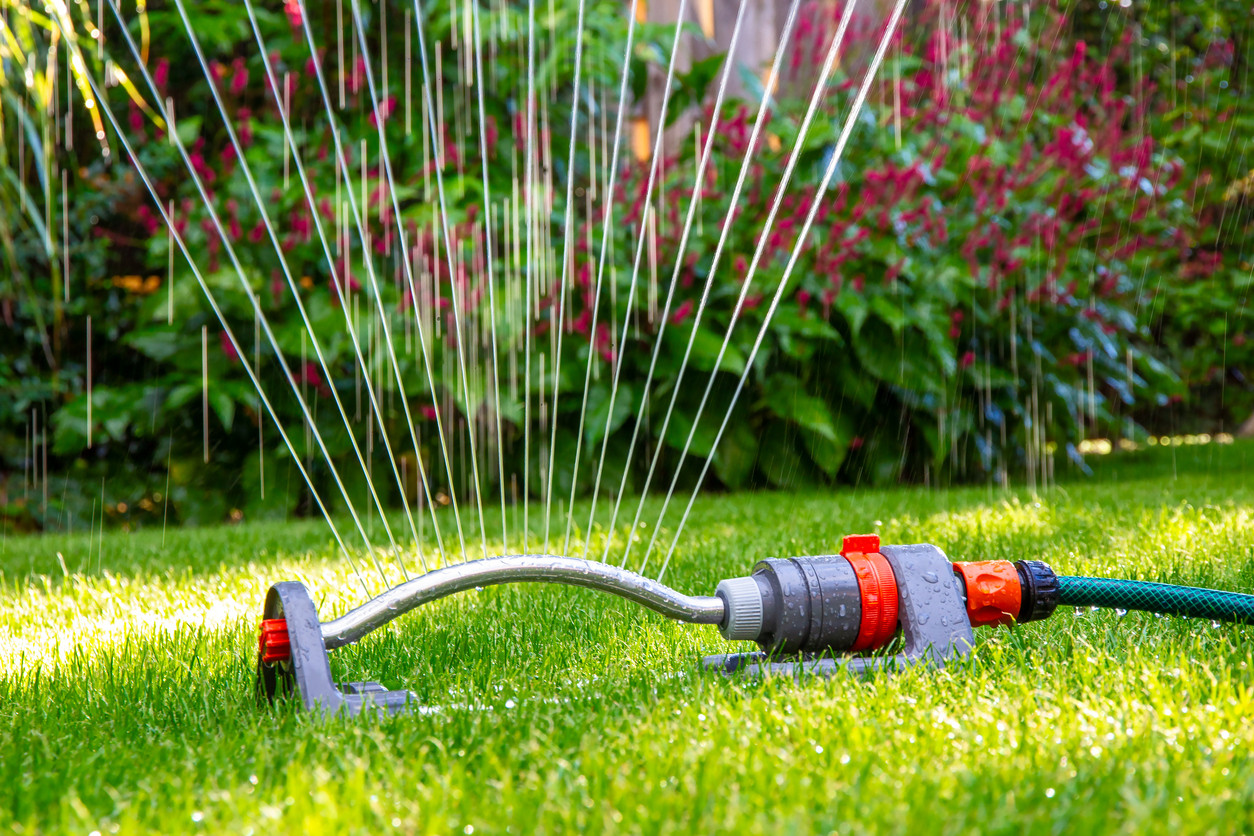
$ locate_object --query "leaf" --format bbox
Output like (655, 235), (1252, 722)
(757, 422), (805, 488)
(760, 374), (837, 440)
(665, 320), (746, 375)
(852, 319), (947, 394)
(771, 307), (843, 342)
(124, 328), (184, 362)
(175, 115), (203, 145)
(835, 291), (869, 336)
(240, 451), (296, 521)
(870, 295), (908, 334)
(208, 388), (235, 432)
(51, 396), (90, 456)
(583, 382), (635, 446)
(165, 383), (200, 413)
(802, 409), (855, 477)
(662, 406), (717, 459)
(712, 408), (758, 489)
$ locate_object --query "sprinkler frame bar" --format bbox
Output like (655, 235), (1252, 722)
(321, 555), (726, 650)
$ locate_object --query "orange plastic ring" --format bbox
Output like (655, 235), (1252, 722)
(844, 550), (899, 652)
(952, 560), (1022, 627)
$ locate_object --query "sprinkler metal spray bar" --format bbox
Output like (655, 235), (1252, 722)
(256, 534), (1254, 716)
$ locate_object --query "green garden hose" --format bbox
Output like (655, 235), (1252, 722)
(1057, 576), (1254, 625)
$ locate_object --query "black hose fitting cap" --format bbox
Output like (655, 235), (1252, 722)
(1014, 560), (1060, 623)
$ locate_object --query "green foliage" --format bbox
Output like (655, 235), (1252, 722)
(1065, 0), (1254, 426)
(601, 2), (1195, 489)
(2, 0), (1252, 528)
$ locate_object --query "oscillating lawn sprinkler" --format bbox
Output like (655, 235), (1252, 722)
(256, 534), (1254, 716)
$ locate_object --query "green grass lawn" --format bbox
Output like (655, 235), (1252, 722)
(3, 442), (1254, 834)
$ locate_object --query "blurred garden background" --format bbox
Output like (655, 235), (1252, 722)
(1, 0), (1252, 532)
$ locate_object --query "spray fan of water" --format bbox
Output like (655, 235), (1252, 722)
(8, 0), (1211, 614)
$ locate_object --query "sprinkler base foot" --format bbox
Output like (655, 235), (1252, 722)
(256, 581), (416, 716)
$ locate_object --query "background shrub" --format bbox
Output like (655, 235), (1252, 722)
(0, 0), (1249, 530)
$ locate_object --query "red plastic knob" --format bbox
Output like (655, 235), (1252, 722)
(259, 618), (291, 663)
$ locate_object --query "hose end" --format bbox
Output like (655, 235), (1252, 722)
(1015, 560), (1060, 623)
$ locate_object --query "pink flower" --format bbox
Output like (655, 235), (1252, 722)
(298, 363), (331, 397)
(796, 289), (811, 317)
(485, 115), (499, 153)
(368, 96), (397, 128)
(230, 58), (248, 97)
(670, 299), (694, 326)
(219, 331), (239, 363)
(960, 351), (975, 370)
(284, 0), (303, 31)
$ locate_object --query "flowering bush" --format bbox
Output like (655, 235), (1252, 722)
(0, 0), (1244, 529)
(594, 1), (1191, 488)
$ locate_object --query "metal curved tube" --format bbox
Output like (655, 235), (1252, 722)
(321, 555), (726, 649)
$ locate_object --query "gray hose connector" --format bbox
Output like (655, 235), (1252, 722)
(716, 576), (765, 641)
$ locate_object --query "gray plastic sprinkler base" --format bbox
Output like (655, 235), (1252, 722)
(702, 544), (975, 677)
(256, 581), (415, 716)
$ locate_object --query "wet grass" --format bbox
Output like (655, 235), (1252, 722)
(3, 441), (1254, 834)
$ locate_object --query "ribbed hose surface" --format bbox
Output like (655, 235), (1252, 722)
(1058, 576), (1254, 625)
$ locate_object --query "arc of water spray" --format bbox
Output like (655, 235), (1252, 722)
(296, 0), (475, 564)
(595, 0), (757, 567)
(468, 0), (512, 554)
(146, 0), (436, 579)
(53, 19), (376, 597)
(654, 0), (911, 581)
(242, 0), (452, 571)
(560, 0), (643, 557)
(401, 0), (493, 561)
(98, 0), (406, 584)
(579, 0), (695, 560)
(622, 0), (848, 575)
(522, 0), (537, 555)
(540, 0), (587, 557)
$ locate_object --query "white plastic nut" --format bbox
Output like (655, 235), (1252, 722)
(716, 576), (764, 641)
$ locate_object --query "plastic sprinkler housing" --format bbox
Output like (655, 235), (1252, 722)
(704, 534), (1058, 676)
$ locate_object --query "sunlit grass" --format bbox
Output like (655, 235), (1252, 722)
(2, 442), (1254, 833)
